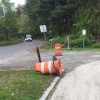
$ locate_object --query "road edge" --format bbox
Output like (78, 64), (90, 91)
(39, 69), (64, 100)
(39, 76), (60, 100)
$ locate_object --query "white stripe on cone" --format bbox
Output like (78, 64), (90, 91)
(41, 62), (45, 74)
(48, 61), (52, 74)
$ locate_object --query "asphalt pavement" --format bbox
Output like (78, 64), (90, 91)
(49, 61), (100, 100)
(0, 40), (44, 58)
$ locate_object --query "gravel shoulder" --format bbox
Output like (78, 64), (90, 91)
(1, 50), (100, 70)
(0, 49), (54, 70)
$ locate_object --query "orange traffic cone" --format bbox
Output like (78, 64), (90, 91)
(34, 56), (62, 75)
(55, 43), (62, 56)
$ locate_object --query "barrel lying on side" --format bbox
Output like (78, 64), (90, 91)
(34, 60), (62, 75)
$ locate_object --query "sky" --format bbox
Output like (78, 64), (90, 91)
(10, 0), (25, 7)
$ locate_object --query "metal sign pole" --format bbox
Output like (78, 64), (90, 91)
(68, 35), (70, 49)
(83, 36), (85, 48)
(40, 25), (47, 48)
(82, 29), (86, 48)
(43, 32), (47, 48)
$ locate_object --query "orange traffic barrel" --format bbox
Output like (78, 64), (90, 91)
(55, 43), (62, 56)
(34, 57), (62, 75)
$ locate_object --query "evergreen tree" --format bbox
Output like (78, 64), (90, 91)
(24, 0), (76, 36)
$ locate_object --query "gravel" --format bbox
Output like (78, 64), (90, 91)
(0, 50), (100, 71)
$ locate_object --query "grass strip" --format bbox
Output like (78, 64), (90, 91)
(0, 70), (55, 100)
(0, 39), (23, 46)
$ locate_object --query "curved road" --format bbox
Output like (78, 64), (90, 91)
(0, 40), (44, 58)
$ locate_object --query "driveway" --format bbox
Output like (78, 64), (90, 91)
(0, 40), (44, 58)
(0, 40), (44, 69)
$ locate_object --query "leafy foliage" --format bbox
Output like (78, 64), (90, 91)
(24, 0), (100, 41)
(72, 0), (100, 40)
(24, 0), (77, 36)
(17, 13), (31, 34)
(0, 0), (99, 43)
(0, 0), (18, 40)
(92, 42), (100, 48)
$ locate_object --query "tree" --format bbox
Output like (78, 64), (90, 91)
(16, 4), (24, 17)
(0, 0), (18, 40)
(24, 0), (100, 39)
(72, 0), (100, 39)
(17, 13), (32, 34)
(24, 0), (77, 37)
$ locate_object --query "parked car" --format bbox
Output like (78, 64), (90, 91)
(25, 34), (32, 42)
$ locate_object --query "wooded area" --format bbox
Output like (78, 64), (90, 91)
(0, 0), (100, 41)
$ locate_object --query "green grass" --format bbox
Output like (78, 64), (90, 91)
(61, 47), (100, 51)
(0, 39), (23, 46)
(0, 70), (55, 100)
(57, 47), (100, 51)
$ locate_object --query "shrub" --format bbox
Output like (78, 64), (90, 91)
(52, 37), (67, 45)
(71, 38), (83, 48)
(0, 34), (4, 40)
(69, 34), (79, 40)
(92, 42), (100, 48)
(46, 34), (97, 49)
(70, 36), (93, 48)
(46, 36), (68, 49)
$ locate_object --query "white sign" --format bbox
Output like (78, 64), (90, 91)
(40, 25), (47, 33)
(82, 29), (86, 35)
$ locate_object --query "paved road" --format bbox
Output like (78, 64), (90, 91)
(49, 61), (100, 100)
(48, 51), (100, 100)
(0, 40), (44, 58)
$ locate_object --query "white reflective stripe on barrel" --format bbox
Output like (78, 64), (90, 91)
(41, 62), (45, 74)
(48, 61), (52, 74)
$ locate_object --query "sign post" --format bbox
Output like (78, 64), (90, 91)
(82, 29), (86, 48)
(40, 25), (47, 47)
(68, 35), (70, 50)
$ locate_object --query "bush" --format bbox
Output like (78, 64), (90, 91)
(71, 38), (83, 48)
(46, 36), (68, 49)
(92, 42), (100, 48)
(69, 34), (79, 40)
(0, 39), (23, 46)
(70, 36), (93, 48)
(46, 34), (98, 49)
(0, 34), (4, 40)
(51, 37), (67, 45)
